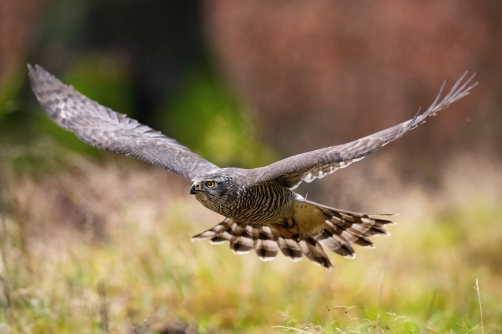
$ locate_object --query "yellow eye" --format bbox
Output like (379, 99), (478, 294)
(206, 181), (215, 189)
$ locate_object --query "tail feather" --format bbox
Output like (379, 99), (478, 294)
(299, 238), (333, 270)
(229, 223), (254, 254)
(253, 225), (279, 261)
(311, 201), (395, 253)
(323, 220), (374, 249)
(329, 215), (390, 237)
(276, 236), (303, 262)
(316, 227), (356, 257)
(192, 218), (331, 268)
(191, 218), (232, 242)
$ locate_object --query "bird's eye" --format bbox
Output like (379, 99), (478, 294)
(206, 181), (215, 189)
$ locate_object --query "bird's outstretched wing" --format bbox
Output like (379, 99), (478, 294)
(28, 65), (219, 181)
(249, 72), (477, 189)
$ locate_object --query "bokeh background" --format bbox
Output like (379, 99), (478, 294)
(1, 1), (501, 332)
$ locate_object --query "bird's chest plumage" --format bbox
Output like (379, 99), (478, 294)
(195, 182), (296, 224)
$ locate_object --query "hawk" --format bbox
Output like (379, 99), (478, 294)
(28, 65), (476, 270)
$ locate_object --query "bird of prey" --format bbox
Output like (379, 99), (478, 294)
(28, 65), (477, 270)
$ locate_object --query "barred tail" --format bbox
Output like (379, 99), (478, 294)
(191, 218), (333, 270)
(191, 204), (395, 270)
(298, 199), (396, 259)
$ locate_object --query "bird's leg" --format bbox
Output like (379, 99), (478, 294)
(274, 218), (301, 241)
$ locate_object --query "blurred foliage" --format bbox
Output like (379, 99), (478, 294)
(162, 70), (276, 168)
(61, 55), (135, 117)
(0, 142), (66, 181)
(0, 65), (25, 119)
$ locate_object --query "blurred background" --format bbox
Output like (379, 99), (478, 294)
(0, 0), (501, 332)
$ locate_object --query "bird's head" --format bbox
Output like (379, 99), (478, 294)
(190, 173), (233, 198)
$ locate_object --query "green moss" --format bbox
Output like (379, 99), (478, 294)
(0, 62), (26, 119)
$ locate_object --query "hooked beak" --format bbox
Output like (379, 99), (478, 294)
(190, 182), (200, 195)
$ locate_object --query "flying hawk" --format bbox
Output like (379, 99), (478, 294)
(28, 65), (476, 270)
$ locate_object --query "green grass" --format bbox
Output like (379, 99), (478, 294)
(0, 148), (501, 333)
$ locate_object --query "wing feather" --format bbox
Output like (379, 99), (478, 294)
(28, 64), (219, 180)
(249, 72), (477, 189)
